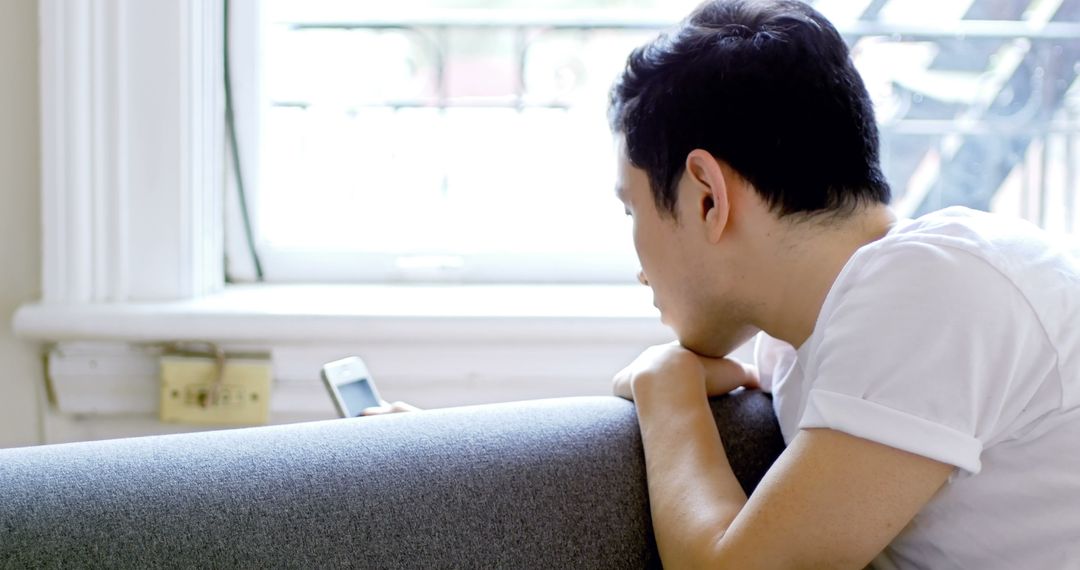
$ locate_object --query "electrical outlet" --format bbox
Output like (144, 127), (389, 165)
(159, 355), (272, 425)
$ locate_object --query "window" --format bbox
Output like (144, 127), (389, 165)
(233, 0), (1080, 284)
(238, 0), (699, 284)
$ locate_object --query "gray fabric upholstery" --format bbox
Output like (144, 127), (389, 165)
(0, 392), (784, 569)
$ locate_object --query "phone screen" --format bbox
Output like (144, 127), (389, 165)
(337, 377), (381, 417)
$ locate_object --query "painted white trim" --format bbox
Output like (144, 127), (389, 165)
(180, 0), (226, 298)
(14, 284), (670, 344)
(25, 283), (694, 444)
(38, 0), (225, 303)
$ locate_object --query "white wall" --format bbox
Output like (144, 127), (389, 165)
(0, 0), (43, 448)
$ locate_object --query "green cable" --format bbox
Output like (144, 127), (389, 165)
(224, 0), (265, 281)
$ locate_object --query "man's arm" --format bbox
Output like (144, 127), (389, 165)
(631, 363), (748, 566)
(624, 345), (954, 569)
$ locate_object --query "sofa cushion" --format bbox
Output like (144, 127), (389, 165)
(0, 392), (784, 568)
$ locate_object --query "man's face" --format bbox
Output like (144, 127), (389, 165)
(614, 139), (758, 357)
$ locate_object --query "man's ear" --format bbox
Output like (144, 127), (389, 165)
(684, 149), (730, 244)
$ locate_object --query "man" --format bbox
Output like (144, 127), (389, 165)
(607, 0), (1080, 568)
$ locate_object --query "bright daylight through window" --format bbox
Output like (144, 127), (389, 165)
(240, 0), (1080, 284)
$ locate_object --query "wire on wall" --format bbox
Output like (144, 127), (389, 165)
(224, 0), (266, 281)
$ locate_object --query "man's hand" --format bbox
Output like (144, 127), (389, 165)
(613, 341), (759, 401)
(361, 399), (422, 416)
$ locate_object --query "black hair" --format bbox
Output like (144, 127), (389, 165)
(609, 0), (890, 218)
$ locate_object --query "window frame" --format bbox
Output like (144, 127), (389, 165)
(227, 6), (668, 285)
(23, 0), (667, 343)
(25, 0), (1080, 330)
(38, 0), (225, 303)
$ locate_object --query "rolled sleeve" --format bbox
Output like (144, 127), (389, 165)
(801, 388), (984, 474)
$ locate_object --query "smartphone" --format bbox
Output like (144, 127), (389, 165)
(321, 356), (383, 418)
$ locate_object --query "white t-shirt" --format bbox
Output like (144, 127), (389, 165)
(754, 206), (1080, 569)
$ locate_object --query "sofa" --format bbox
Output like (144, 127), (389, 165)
(0, 391), (785, 568)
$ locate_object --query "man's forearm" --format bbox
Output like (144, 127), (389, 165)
(633, 378), (748, 568)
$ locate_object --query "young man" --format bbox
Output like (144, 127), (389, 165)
(608, 0), (1080, 568)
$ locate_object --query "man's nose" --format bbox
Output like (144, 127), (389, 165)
(637, 270), (649, 286)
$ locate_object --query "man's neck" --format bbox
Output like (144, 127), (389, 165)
(759, 205), (897, 348)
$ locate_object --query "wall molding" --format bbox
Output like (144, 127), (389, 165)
(39, 0), (224, 303)
(15, 283), (679, 443)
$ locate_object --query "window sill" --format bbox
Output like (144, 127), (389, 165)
(13, 284), (671, 345)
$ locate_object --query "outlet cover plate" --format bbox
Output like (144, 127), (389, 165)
(159, 356), (272, 425)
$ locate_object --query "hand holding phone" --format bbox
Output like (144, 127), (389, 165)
(361, 400), (422, 415)
(321, 356), (422, 417)
(321, 357), (383, 418)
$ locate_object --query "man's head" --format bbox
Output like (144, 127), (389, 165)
(610, 0), (890, 219)
(610, 0), (893, 353)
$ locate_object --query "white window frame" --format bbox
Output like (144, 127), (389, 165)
(21, 0), (668, 335)
(21, 0), (668, 330)
(235, 8), (1080, 284)
(15, 0), (673, 444)
(22, 0), (662, 313)
(225, 7), (654, 285)
(27, 1), (1080, 302)
(37, 0), (225, 304)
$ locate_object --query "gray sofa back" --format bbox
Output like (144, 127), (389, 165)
(0, 393), (784, 569)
